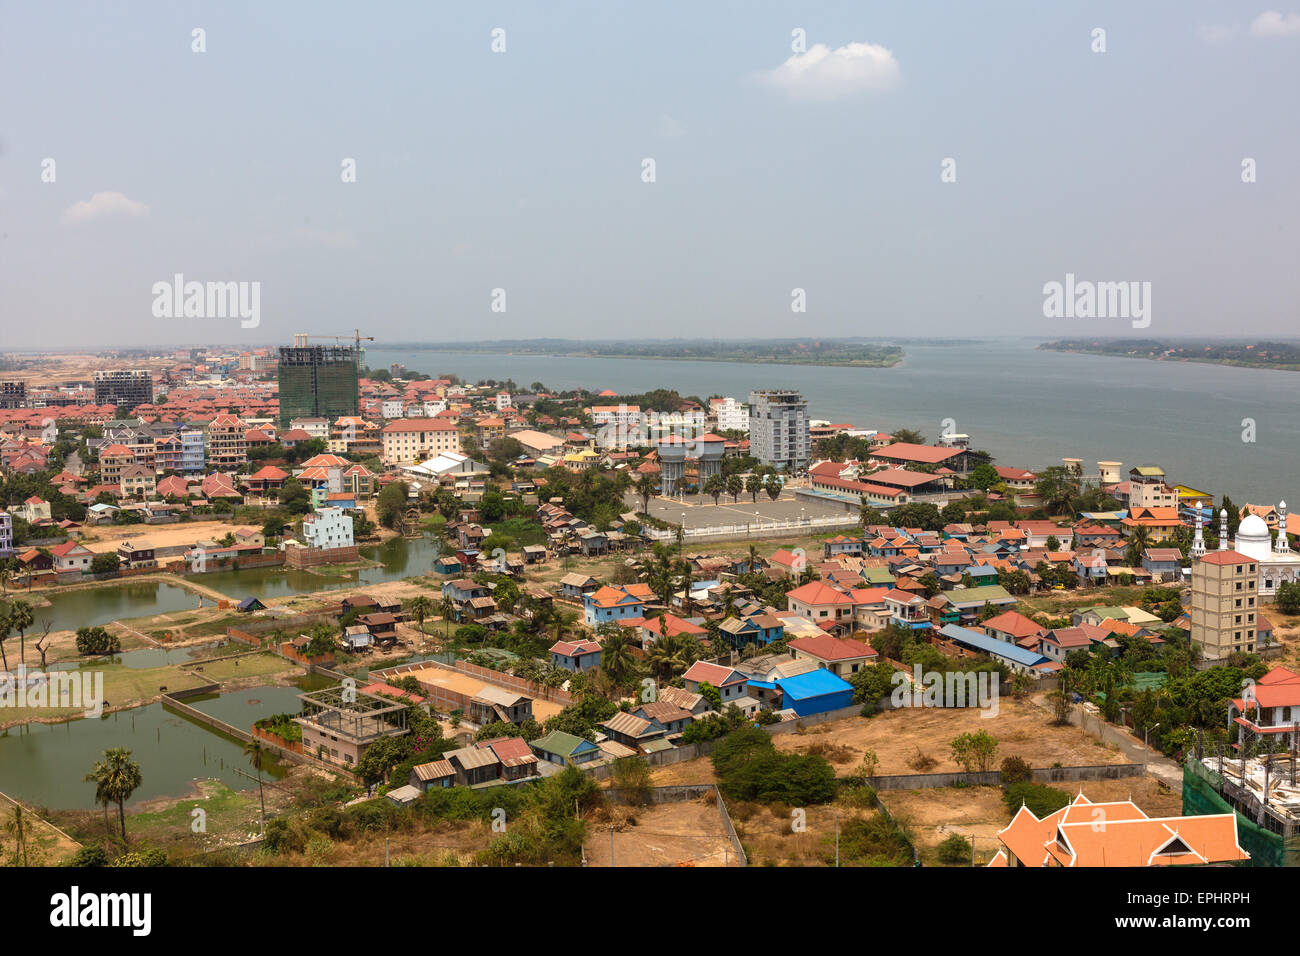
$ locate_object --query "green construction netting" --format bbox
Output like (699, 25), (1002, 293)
(1182, 756), (1293, 867)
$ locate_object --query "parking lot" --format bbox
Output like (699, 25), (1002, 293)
(628, 487), (850, 531)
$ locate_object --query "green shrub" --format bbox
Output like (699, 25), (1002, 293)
(937, 833), (972, 864)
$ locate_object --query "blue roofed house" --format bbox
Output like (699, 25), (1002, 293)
(774, 668), (854, 717)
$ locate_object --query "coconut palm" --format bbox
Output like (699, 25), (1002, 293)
(405, 595), (434, 636)
(7, 600), (33, 667)
(599, 629), (635, 688)
(703, 474), (725, 506)
(634, 473), (657, 514)
(0, 606), (10, 671)
(745, 473), (763, 503)
(439, 596), (456, 637)
(726, 474), (743, 503)
(84, 748), (143, 842)
(244, 739), (267, 833)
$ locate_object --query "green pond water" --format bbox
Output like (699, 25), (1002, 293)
(23, 534), (441, 632)
(0, 675), (333, 810)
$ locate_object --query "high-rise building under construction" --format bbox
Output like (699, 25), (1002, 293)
(277, 334), (359, 426)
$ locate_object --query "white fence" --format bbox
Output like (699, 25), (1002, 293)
(643, 514), (859, 542)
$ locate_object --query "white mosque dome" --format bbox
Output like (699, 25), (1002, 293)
(1236, 513), (1274, 561)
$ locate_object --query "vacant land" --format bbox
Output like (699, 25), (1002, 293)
(773, 699), (1127, 776)
(0, 798), (81, 865)
(584, 798), (738, 867)
(78, 520), (252, 553)
(881, 775), (1183, 866)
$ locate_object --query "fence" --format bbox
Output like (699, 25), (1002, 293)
(285, 545), (360, 568)
(863, 763), (1145, 791)
(643, 514), (860, 543)
(603, 784), (748, 866)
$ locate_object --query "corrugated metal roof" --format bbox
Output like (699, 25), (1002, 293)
(445, 746), (500, 770)
(412, 759), (454, 781)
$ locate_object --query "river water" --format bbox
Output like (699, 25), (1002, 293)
(369, 340), (1299, 508)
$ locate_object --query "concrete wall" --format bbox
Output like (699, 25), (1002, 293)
(864, 762), (1144, 791)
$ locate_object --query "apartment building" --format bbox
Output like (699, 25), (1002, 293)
(1190, 550), (1258, 661)
(206, 415), (249, 470)
(380, 418), (461, 465)
(302, 507), (355, 550)
(709, 396), (750, 433)
(93, 369), (152, 409)
(748, 390), (810, 473)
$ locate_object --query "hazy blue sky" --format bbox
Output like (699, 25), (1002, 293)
(1, 1), (1297, 348)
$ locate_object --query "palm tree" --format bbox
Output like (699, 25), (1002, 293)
(8, 599), (33, 667)
(244, 739), (267, 832)
(0, 606), (10, 671)
(747, 543), (760, 573)
(553, 609), (578, 645)
(439, 596), (456, 637)
(1125, 526), (1151, 567)
(726, 474), (743, 503)
(703, 474), (725, 506)
(405, 595), (433, 636)
(634, 473), (657, 514)
(745, 473), (763, 503)
(84, 748), (142, 842)
(599, 630), (635, 689)
(891, 428), (925, 445)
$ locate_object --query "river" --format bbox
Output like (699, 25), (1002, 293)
(368, 340), (1300, 508)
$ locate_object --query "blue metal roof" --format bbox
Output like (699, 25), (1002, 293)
(775, 668), (854, 700)
(938, 624), (1047, 667)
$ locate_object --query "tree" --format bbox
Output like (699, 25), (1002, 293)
(1276, 581), (1300, 616)
(634, 473), (657, 514)
(405, 595), (434, 635)
(377, 481), (410, 529)
(7, 600), (33, 667)
(90, 553), (121, 574)
(859, 499), (884, 528)
(950, 730), (999, 773)
(968, 463), (999, 491)
(75, 626), (121, 656)
(84, 748), (143, 841)
(244, 739), (267, 833)
(726, 474), (744, 503)
(745, 473), (763, 503)
(937, 833), (972, 865)
(278, 478), (312, 515)
(703, 474), (725, 506)
(890, 428), (925, 445)
(0, 605), (11, 671)
(697, 681), (722, 710)
(764, 475), (782, 501)
(596, 623), (635, 689)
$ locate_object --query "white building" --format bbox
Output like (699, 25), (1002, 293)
(495, 392), (512, 411)
(709, 396), (750, 434)
(302, 507), (355, 550)
(381, 399), (404, 419)
(1229, 502), (1300, 597)
(289, 417), (331, 440)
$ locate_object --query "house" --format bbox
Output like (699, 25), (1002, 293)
(1228, 666), (1300, 750)
(529, 730), (602, 765)
(443, 745), (501, 786)
(119, 464), (156, 498)
(787, 634), (878, 679)
(938, 623), (1049, 674)
(48, 540), (94, 574)
(559, 573), (600, 599)
(632, 700), (694, 736)
(477, 736), (539, 781)
(583, 584), (646, 626)
(642, 612), (707, 647)
(1038, 627), (1096, 662)
(302, 507), (354, 550)
(550, 638), (602, 672)
(467, 686), (534, 726)
(682, 661), (748, 704)
(409, 759), (456, 790)
(718, 612), (785, 650)
(599, 711), (667, 751)
(115, 539), (157, 569)
(785, 580), (856, 627)
(981, 610), (1048, 647)
(357, 612), (400, 644)
(989, 793), (1248, 867)
(1142, 548), (1183, 582)
(774, 668), (854, 717)
(342, 625), (374, 652)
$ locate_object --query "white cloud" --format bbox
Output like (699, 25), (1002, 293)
(61, 191), (149, 224)
(1250, 10), (1300, 35)
(753, 42), (901, 101)
(656, 113), (687, 138)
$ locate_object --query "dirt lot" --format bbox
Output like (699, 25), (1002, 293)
(77, 520), (255, 553)
(584, 798), (738, 866)
(0, 799), (81, 865)
(880, 774), (1182, 866)
(773, 699), (1128, 776)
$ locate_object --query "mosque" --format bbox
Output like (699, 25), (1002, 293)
(1193, 500), (1300, 596)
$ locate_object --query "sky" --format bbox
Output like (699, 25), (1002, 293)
(1, 0), (1297, 348)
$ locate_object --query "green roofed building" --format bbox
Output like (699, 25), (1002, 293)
(528, 730), (601, 765)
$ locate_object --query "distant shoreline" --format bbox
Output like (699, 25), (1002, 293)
(381, 346), (904, 369)
(1038, 342), (1300, 373)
